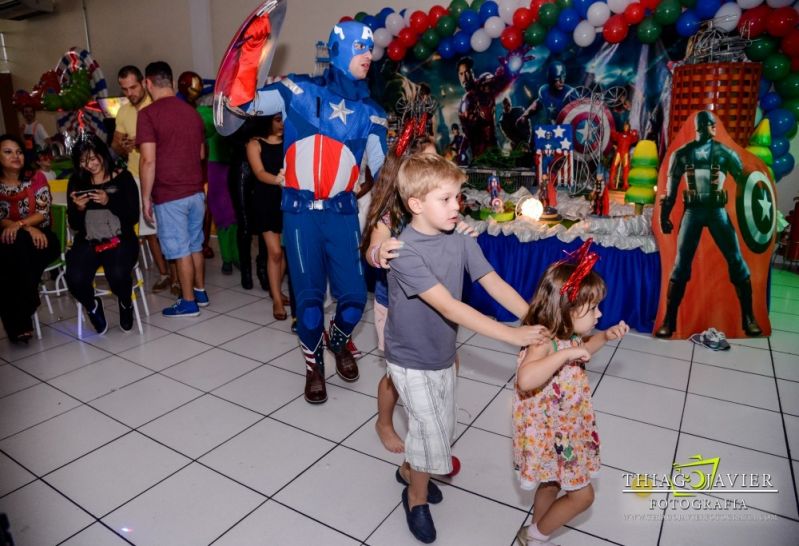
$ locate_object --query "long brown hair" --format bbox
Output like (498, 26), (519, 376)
(523, 262), (607, 339)
(359, 135), (435, 256)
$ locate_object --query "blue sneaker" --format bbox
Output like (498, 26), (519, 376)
(162, 299), (200, 317)
(193, 288), (210, 307)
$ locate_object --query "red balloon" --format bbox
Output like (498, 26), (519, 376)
(767, 7), (799, 38)
(530, 0), (554, 21)
(792, 56), (799, 72)
(409, 10), (430, 34)
(500, 26), (523, 50)
(339, 16), (353, 23)
(398, 27), (418, 48)
(623, 3), (645, 26)
(603, 14), (629, 44)
(640, 0), (660, 11)
(782, 29), (799, 58)
(513, 7), (534, 29)
(429, 5), (448, 26)
(387, 40), (406, 62)
(738, 4), (772, 38)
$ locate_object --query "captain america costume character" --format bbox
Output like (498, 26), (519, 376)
(523, 62), (577, 127)
(234, 21), (387, 403)
(656, 111), (761, 338)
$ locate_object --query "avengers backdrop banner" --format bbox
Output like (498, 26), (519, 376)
(653, 110), (776, 340)
(370, 37), (675, 167)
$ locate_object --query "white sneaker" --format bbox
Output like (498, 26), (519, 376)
(689, 328), (731, 351)
(515, 526), (559, 546)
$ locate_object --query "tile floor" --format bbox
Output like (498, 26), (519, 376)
(0, 248), (797, 546)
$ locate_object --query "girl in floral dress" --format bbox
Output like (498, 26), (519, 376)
(513, 241), (629, 545)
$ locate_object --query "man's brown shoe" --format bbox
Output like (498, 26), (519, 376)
(304, 367), (327, 404)
(334, 347), (359, 382)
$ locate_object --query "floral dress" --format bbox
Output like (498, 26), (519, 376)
(512, 336), (600, 491)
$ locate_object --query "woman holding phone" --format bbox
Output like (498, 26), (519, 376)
(66, 135), (140, 334)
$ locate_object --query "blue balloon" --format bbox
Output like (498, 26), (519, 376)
(773, 153), (795, 180)
(573, 0), (593, 19)
(362, 15), (379, 31)
(557, 8), (580, 33)
(453, 30), (472, 54)
(761, 92), (782, 113)
(545, 28), (569, 54)
(676, 10), (700, 38)
(459, 9), (482, 33)
(377, 7), (394, 27)
(695, 0), (721, 20)
(438, 36), (456, 60)
(767, 108), (798, 138)
(759, 78), (771, 99)
(479, 1), (499, 23)
(771, 137), (790, 158)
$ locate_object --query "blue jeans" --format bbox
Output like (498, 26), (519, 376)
(154, 192), (205, 260)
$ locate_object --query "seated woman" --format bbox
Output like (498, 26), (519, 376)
(0, 134), (59, 343)
(66, 135), (139, 334)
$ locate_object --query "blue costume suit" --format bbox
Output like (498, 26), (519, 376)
(244, 23), (387, 376)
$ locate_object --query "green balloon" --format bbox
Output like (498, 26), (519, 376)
(654, 0), (681, 26)
(763, 53), (791, 82)
(557, 0), (572, 8)
(745, 36), (778, 62)
(539, 4), (560, 28)
(471, 0), (486, 10)
(413, 42), (432, 60)
(787, 124), (798, 139)
(354, 11), (367, 22)
(422, 29), (440, 49)
(436, 15), (456, 37)
(637, 17), (662, 44)
(449, 0), (469, 19)
(524, 23), (547, 46)
(776, 73), (799, 99)
(782, 98), (799, 121)
(680, 0), (696, 7)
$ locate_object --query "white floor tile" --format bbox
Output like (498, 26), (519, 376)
(619, 332), (694, 361)
(595, 412), (679, 476)
(48, 356), (153, 402)
(89, 374), (202, 428)
(0, 405), (128, 476)
(472, 387), (514, 437)
(786, 414), (799, 461)
(200, 417), (335, 496)
(682, 394), (787, 457)
(270, 383), (377, 443)
(274, 446), (400, 541)
(456, 377), (505, 426)
(46, 431), (189, 517)
(692, 343), (774, 376)
(778, 378), (799, 416)
(456, 344), (518, 386)
(160, 347), (262, 391)
(350, 319), (379, 355)
(116, 333), (211, 371)
(585, 344), (615, 373)
(220, 326), (299, 363)
(341, 411), (407, 468)
(0, 364), (39, 398)
(202, 288), (262, 314)
(727, 335), (771, 351)
(212, 363), (306, 415)
(61, 523), (131, 545)
(773, 352), (799, 382)
(0, 383), (80, 439)
(689, 363), (780, 411)
(139, 394), (262, 459)
(177, 314), (260, 346)
(606, 347), (691, 390)
(13, 341), (110, 381)
(770, 329), (799, 356)
(224, 299), (274, 326)
(464, 330), (524, 355)
(79, 322), (171, 354)
(327, 352), (386, 396)
(0, 326), (75, 362)
(591, 375), (685, 429)
(141, 305), (220, 332)
(215, 500), (360, 545)
(0, 480), (93, 546)
(102, 462), (264, 546)
(0, 452), (34, 496)
(661, 506), (799, 546)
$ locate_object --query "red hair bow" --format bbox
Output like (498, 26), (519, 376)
(394, 112), (429, 157)
(559, 238), (599, 302)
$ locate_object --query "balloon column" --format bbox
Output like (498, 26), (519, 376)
(346, 0), (799, 180)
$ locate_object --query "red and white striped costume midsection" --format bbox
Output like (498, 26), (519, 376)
(283, 134), (360, 200)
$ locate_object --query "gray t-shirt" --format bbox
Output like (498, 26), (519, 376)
(385, 226), (494, 370)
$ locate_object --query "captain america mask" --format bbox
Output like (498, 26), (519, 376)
(328, 21), (374, 80)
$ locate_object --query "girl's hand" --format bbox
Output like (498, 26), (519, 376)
(568, 347), (591, 363)
(71, 191), (91, 211)
(1, 223), (20, 244)
(604, 320), (629, 341)
(455, 220), (478, 237)
(275, 168), (285, 186)
(90, 189), (109, 206)
(379, 237), (404, 269)
(27, 226), (48, 249)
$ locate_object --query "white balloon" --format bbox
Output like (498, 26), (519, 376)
(736, 0), (763, 8)
(573, 20), (597, 46)
(607, 0), (631, 14)
(471, 28), (492, 52)
(404, 9), (414, 27)
(373, 28), (392, 48)
(385, 13), (405, 36)
(484, 15), (506, 38)
(372, 46), (384, 61)
(587, 2), (611, 26)
(714, 3), (742, 32)
(767, 0), (792, 6)
(499, 0), (518, 25)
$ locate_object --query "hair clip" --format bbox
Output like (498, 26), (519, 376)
(559, 238), (599, 302)
(394, 118), (414, 157)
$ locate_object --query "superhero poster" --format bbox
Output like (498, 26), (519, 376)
(653, 110), (777, 340)
(369, 36), (677, 165)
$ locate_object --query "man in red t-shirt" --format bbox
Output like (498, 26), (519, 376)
(137, 61), (209, 317)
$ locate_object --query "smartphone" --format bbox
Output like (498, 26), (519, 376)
(73, 189), (96, 197)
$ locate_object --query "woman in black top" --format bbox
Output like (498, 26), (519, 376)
(246, 114), (289, 320)
(66, 135), (140, 334)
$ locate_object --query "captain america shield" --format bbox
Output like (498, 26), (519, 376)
(736, 170), (776, 254)
(556, 99), (614, 156)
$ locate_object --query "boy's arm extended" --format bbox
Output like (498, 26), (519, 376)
(477, 271), (529, 320)
(517, 341), (590, 392)
(581, 320), (629, 355)
(417, 283), (547, 347)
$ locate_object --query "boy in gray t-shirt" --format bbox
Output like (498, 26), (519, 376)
(385, 154), (547, 543)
